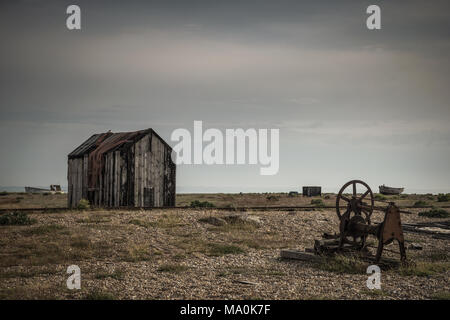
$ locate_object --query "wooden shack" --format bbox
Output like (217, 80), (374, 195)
(302, 186), (321, 197)
(67, 129), (176, 208)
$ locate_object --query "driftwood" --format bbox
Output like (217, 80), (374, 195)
(402, 221), (450, 240)
(280, 249), (321, 261)
(234, 280), (260, 285)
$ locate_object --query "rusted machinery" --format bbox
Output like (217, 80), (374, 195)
(316, 180), (406, 263)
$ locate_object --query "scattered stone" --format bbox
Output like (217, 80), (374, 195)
(223, 214), (262, 226)
(198, 216), (227, 226)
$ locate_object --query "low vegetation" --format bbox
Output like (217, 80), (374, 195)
(430, 291), (450, 300)
(413, 200), (428, 208)
(374, 194), (387, 201)
(157, 264), (189, 273)
(318, 254), (367, 274)
(123, 243), (152, 262)
(398, 261), (449, 277)
(437, 193), (450, 202)
(190, 200), (215, 208)
(311, 199), (326, 207)
(0, 212), (36, 226)
(95, 269), (125, 280)
(77, 198), (90, 210)
(418, 208), (449, 218)
(84, 290), (116, 300)
(207, 243), (246, 256)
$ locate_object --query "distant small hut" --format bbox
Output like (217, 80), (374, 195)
(67, 129), (176, 208)
(302, 186), (321, 197)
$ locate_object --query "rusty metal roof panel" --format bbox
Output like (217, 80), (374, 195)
(68, 134), (103, 159)
(68, 128), (171, 159)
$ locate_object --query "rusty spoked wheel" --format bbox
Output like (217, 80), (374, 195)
(336, 180), (374, 249)
(336, 180), (374, 224)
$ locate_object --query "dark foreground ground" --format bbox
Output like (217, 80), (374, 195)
(0, 193), (449, 300)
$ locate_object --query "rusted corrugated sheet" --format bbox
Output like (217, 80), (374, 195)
(87, 130), (146, 188)
(68, 133), (112, 159)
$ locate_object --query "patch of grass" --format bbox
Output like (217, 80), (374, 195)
(95, 269), (125, 280)
(150, 213), (184, 228)
(305, 295), (333, 300)
(263, 268), (287, 276)
(157, 264), (189, 273)
(0, 212), (36, 226)
(123, 243), (151, 262)
(361, 289), (389, 298)
(318, 254), (367, 274)
(430, 291), (450, 300)
(212, 220), (258, 233)
(0, 191), (8, 196)
(266, 195), (279, 201)
(207, 243), (246, 256)
(413, 200), (428, 208)
(70, 237), (91, 249)
(437, 193), (450, 202)
(77, 198), (90, 210)
(374, 194), (387, 201)
(190, 200), (216, 208)
(425, 250), (449, 262)
(418, 208), (449, 218)
(21, 224), (67, 236)
(398, 261), (450, 277)
(76, 214), (112, 224)
(0, 267), (58, 279)
(129, 219), (153, 228)
(84, 290), (116, 300)
(0, 286), (59, 300)
(311, 199), (325, 207)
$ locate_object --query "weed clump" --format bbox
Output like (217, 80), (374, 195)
(207, 243), (246, 256)
(374, 194), (387, 201)
(437, 194), (450, 202)
(157, 264), (189, 273)
(0, 212), (36, 226)
(319, 254), (367, 274)
(413, 200), (428, 208)
(77, 199), (90, 210)
(311, 199), (325, 207)
(190, 200), (215, 208)
(266, 195), (279, 201)
(419, 208), (449, 218)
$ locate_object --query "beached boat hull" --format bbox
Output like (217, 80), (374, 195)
(379, 185), (404, 195)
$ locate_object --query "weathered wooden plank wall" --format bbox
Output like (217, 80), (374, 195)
(68, 130), (175, 208)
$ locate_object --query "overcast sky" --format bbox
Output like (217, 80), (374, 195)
(1, 0), (449, 193)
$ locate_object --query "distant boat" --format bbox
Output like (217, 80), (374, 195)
(379, 185), (404, 195)
(25, 185), (64, 194)
(25, 186), (50, 193)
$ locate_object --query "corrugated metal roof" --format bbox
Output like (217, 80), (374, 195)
(68, 128), (172, 160)
(68, 133), (106, 159)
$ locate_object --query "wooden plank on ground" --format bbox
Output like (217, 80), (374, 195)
(280, 249), (321, 261)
